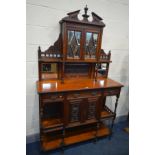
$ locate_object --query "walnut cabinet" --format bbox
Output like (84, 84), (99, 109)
(37, 6), (123, 151)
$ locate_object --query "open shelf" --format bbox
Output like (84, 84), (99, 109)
(101, 106), (115, 119)
(41, 118), (63, 130)
(42, 124), (110, 151)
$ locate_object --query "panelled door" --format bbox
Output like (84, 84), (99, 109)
(86, 97), (99, 120)
(68, 98), (83, 124)
(66, 92), (101, 126)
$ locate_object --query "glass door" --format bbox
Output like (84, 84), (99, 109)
(85, 32), (98, 59)
(67, 30), (81, 59)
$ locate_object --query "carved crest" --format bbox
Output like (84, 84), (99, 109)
(61, 5), (105, 27)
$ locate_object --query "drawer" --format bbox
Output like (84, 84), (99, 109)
(67, 91), (101, 99)
(103, 88), (120, 96)
(41, 93), (64, 102)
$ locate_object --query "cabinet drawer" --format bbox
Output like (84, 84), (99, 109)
(67, 91), (101, 99)
(41, 93), (64, 102)
(103, 88), (120, 96)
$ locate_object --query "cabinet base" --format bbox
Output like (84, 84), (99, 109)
(41, 124), (111, 151)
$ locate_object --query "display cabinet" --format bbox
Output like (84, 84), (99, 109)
(37, 6), (123, 151)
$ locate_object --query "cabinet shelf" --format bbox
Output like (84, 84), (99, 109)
(42, 124), (110, 151)
(39, 58), (112, 63)
(101, 106), (115, 119)
(41, 118), (63, 130)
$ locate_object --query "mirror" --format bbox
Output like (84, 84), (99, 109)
(67, 30), (81, 58)
(85, 32), (98, 59)
(97, 63), (107, 76)
(41, 63), (58, 79)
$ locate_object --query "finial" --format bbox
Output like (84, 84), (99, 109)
(38, 46), (41, 52)
(82, 5), (89, 20)
(84, 5), (88, 15)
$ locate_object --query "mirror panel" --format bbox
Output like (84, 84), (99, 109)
(67, 30), (81, 59)
(97, 63), (107, 77)
(41, 63), (58, 79)
(85, 32), (98, 59)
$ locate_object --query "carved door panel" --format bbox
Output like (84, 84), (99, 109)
(67, 95), (101, 125)
(85, 97), (99, 121)
(68, 99), (82, 124)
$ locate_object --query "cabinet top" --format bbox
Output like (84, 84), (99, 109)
(37, 77), (123, 94)
(59, 5), (105, 27)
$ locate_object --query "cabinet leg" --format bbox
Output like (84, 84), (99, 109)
(94, 122), (99, 144)
(109, 119), (114, 140)
(109, 96), (119, 140)
(61, 127), (65, 153)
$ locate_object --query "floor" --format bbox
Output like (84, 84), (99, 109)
(26, 121), (129, 155)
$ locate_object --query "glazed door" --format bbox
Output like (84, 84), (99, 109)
(67, 29), (82, 59)
(84, 31), (99, 59)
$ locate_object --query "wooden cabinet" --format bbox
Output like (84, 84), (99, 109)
(37, 6), (124, 152)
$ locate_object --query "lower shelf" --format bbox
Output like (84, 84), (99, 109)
(101, 105), (115, 119)
(42, 124), (110, 151)
(41, 118), (63, 129)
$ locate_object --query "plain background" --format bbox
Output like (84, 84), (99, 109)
(26, 0), (129, 137)
(0, 0), (155, 155)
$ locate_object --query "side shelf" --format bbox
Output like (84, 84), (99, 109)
(101, 105), (115, 119)
(42, 118), (63, 128)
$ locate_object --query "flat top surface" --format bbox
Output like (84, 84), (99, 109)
(37, 77), (123, 93)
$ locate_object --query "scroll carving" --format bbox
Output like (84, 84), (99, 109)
(61, 6), (105, 27)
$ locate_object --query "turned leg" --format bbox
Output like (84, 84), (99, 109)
(94, 122), (100, 144)
(61, 127), (65, 154)
(110, 95), (119, 138)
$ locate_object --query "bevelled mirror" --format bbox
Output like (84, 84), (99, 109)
(97, 63), (107, 77)
(41, 63), (58, 79)
(85, 32), (98, 59)
(67, 30), (81, 59)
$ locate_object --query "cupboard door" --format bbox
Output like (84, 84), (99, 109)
(87, 101), (97, 120)
(85, 32), (99, 59)
(67, 30), (82, 59)
(85, 97), (98, 121)
(68, 99), (82, 123)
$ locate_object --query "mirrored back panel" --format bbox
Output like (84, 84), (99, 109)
(41, 63), (58, 80)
